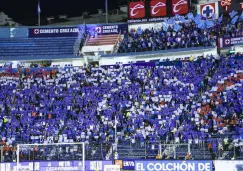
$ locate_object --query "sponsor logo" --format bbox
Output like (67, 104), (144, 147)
(225, 39), (231, 44)
(220, 0), (231, 10)
(221, 0), (231, 7)
(124, 161), (135, 167)
(150, 0), (167, 16)
(95, 26), (102, 33)
(201, 4), (215, 18)
(172, 0), (188, 14)
(34, 29), (39, 34)
(129, 2), (145, 18)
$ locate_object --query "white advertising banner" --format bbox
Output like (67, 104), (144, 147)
(215, 160), (243, 171)
(104, 165), (120, 171)
(128, 23), (163, 32)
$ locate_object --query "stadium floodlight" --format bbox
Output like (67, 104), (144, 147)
(16, 142), (85, 171)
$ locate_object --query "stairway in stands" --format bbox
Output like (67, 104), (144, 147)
(86, 34), (119, 46)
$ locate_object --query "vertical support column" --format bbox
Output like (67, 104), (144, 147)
(0, 146), (3, 162)
(173, 145), (176, 159)
(188, 143), (191, 154)
(82, 143), (85, 171)
(159, 143), (162, 157)
(145, 142), (147, 159)
(17, 144), (19, 171)
(83, 56), (88, 66)
(105, 0), (108, 23)
(38, 14), (40, 26)
(203, 141), (205, 159)
(115, 116), (117, 144)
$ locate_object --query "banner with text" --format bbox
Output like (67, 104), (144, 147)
(215, 160), (243, 171)
(218, 36), (243, 48)
(123, 159), (135, 170)
(0, 160), (112, 171)
(104, 165), (120, 171)
(87, 24), (128, 35)
(218, 0), (243, 13)
(28, 27), (81, 38)
(135, 160), (212, 171)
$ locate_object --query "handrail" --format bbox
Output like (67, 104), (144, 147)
(84, 34), (90, 47)
(112, 32), (121, 54)
(80, 34), (90, 55)
(73, 24), (85, 55)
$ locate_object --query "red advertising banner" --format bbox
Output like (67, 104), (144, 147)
(172, 0), (189, 15)
(127, 0), (190, 23)
(150, 0), (167, 17)
(129, 2), (145, 19)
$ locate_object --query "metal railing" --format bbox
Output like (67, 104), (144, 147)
(0, 138), (242, 162)
(73, 23), (86, 55)
(112, 32), (122, 54)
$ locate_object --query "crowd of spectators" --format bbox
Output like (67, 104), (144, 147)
(0, 54), (242, 160)
(118, 24), (215, 53)
(118, 15), (243, 53)
(1, 14), (243, 161)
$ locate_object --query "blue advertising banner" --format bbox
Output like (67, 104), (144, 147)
(123, 159), (135, 170)
(87, 23), (128, 35)
(0, 28), (10, 38)
(0, 160), (113, 171)
(10, 28), (28, 38)
(218, 36), (243, 48)
(135, 160), (212, 171)
(28, 27), (81, 38)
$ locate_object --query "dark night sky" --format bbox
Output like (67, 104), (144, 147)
(0, 0), (125, 25)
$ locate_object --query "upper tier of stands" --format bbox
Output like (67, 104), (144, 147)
(0, 14), (241, 61)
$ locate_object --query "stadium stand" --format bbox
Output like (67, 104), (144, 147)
(1, 12), (243, 165)
(0, 25), (86, 60)
(118, 25), (215, 53)
(115, 15), (241, 54)
(86, 34), (120, 46)
(0, 37), (76, 57)
(0, 53), (243, 161)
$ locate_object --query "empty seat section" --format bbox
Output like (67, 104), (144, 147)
(0, 37), (77, 57)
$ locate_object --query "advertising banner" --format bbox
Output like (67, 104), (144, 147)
(114, 160), (123, 169)
(215, 160), (243, 171)
(129, 2), (146, 19)
(198, 3), (219, 19)
(172, 0), (189, 15)
(28, 27), (81, 38)
(10, 28), (29, 38)
(135, 160), (212, 171)
(218, 0), (243, 13)
(40, 166), (83, 171)
(127, 0), (190, 23)
(0, 28), (10, 38)
(87, 24), (128, 35)
(104, 165), (120, 171)
(1, 160), (113, 171)
(150, 0), (167, 17)
(123, 159), (135, 170)
(218, 36), (243, 48)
